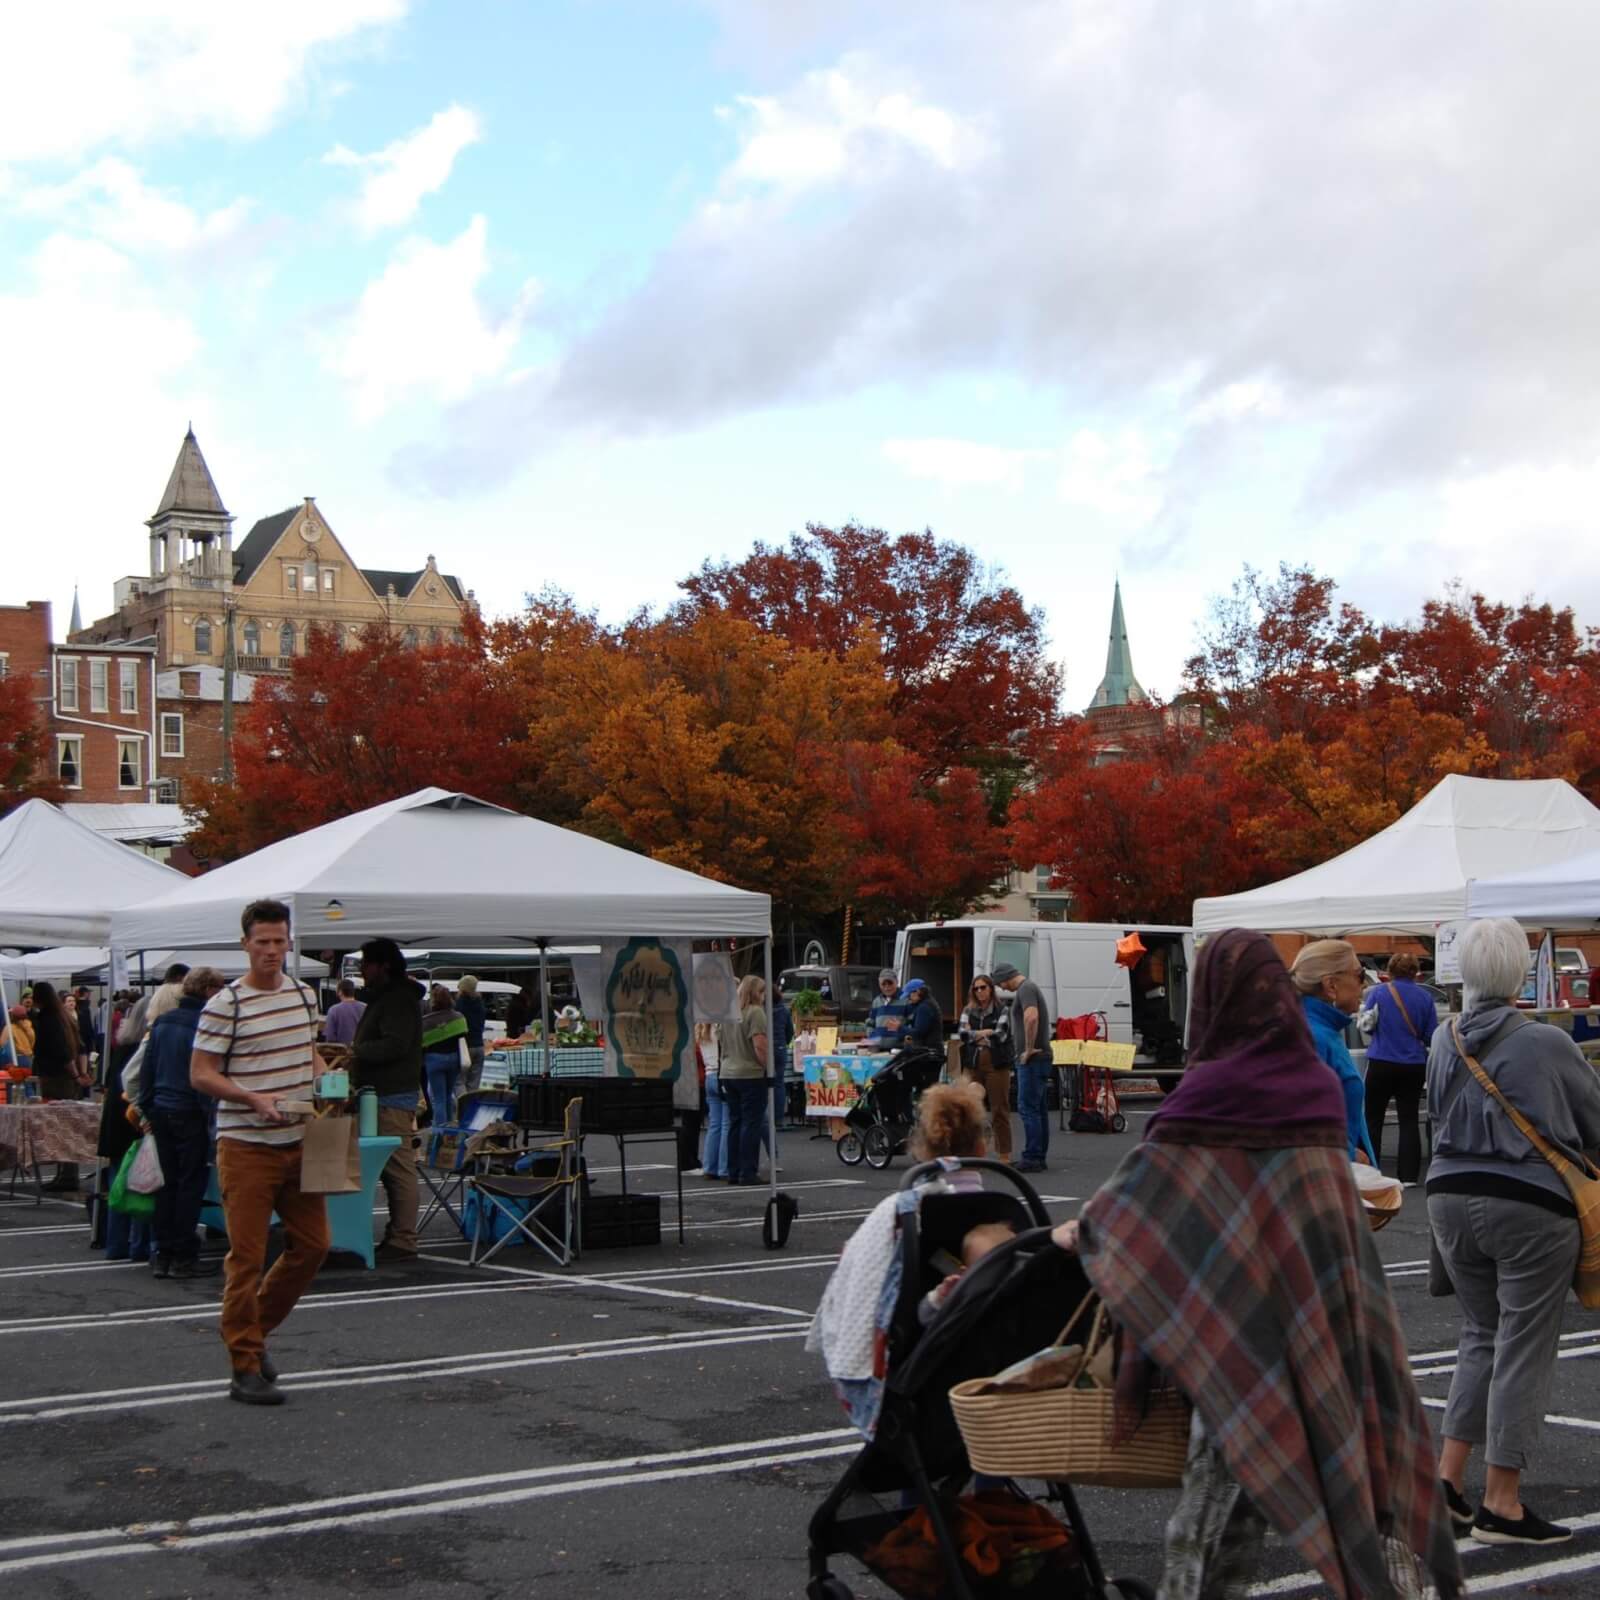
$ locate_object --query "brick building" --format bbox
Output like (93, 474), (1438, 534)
(0, 599), (159, 802)
(68, 429), (473, 801)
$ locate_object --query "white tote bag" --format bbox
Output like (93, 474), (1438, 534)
(127, 1132), (165, 1194)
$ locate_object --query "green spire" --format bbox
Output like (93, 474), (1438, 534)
(1087, 579), (1145, 711)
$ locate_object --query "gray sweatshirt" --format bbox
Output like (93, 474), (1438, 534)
(1426, 1003), (1600, 1204)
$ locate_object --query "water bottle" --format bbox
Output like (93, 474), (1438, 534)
(358, 1084), (378, 1139)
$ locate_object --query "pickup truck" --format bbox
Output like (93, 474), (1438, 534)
(776, 964), (883, 1029)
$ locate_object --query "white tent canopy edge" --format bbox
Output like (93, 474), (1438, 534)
(1192, 775), (1600, 936)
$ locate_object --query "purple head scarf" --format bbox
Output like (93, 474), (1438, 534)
(1146, 928), (1345, 1147)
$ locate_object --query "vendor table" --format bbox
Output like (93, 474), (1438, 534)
(199, 1134), (401, 1270)
(0, 1100), (100, 1203)
(802, 1053), (894, 1119)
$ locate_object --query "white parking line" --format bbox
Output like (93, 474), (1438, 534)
(0, 1322), (811, 1425)
(1419, 1395), (1600, 1432)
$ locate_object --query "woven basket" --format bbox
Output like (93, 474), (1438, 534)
(949, 1300), (1190, 1489)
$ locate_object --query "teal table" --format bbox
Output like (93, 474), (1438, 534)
(200, 1134), (401, 1270)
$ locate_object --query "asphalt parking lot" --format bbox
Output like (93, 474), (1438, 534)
(2, 1097), (1597, 1599)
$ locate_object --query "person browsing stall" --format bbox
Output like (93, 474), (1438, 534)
(188, 899), (330, 1407)
(864, 969), (909, 1048)
(959, 975), (1014, 1163)
(1291, 940), (1377, 1164)
(348, 939), (425, 1264)
(1360, 954), (1438, 1185)
(900, 979), (943, 1049)
(322, 979), (366, 1046)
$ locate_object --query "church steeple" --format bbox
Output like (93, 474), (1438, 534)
(1087, 578), (1145, 712)
(69, 586), (82, 635)
(146, 427), (234, 582)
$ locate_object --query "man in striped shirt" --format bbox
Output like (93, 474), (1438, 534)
(190, 898), (330, 1406)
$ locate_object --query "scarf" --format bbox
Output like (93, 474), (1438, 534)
(421, 1007), (467, 1051)
(1146, 928), (1345, 1147)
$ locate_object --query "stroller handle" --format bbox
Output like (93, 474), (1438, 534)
(897, 1156), (1053, 1227)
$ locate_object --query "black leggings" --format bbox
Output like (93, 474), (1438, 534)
(1364, 1057), (1426, 1183)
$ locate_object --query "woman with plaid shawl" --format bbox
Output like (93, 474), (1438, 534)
(1071, 929), (1462, 1600)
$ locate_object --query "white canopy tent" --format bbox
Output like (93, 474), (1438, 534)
(0, 948), (329, 984)
(111, 789), (771, 949)
(1193, 775), (1600, 936)
(1468, 846), (1600, 927)
(0, 798), (185, 947)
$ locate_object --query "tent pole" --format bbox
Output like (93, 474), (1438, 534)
(1, 974), (16, 1067)
(538, 938), (551, 1075)
(764, 937), (777, 1204)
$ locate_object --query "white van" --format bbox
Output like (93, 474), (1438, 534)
(896, 919), (1196, 1088)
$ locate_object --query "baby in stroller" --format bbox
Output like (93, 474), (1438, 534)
(806, 1082), (1151, 1600)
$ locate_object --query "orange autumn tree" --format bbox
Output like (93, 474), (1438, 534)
(185, 620), (530, 862)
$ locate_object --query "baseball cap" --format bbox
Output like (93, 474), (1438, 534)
(878, 968), (897, 984)
(902, 978), (927, 997)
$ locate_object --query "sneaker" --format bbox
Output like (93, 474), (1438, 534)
(259, 1351), (279, 1385)
(172, 1257), (221, 1278)
(149, 1254), (173, 1280)
(682, 1167), (706, 1177)
(1471, 1503), (1572, 1546)
(1440, 1480), (1474, 1537)
(228, 1371), (285, 1407)
(1015, 1160), (1048, 1173)
(374, 1242), (419, 1265)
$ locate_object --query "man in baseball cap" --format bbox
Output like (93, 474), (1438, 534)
(865, 969), (905, 1048)
(992, 964), (1052, 1171)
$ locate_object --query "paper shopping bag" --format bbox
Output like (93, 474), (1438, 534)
(300, 1112), (360, 1194)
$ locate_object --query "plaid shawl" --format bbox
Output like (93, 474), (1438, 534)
(1079, 1136), (1462, 1600)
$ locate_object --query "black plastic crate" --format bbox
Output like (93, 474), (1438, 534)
(531, 1077), (674, 1133)
(581, 1192), (661, 1250)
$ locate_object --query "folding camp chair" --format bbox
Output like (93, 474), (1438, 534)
(466, 1096), (583, 1268)
(418, 1090), (517, 1240)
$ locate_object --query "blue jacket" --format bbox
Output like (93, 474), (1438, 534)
(140, 994), (208, 1115)
(1302, 994), (1376, 1162)
(1360, 979), (1437, 1067)
(903, 997), (942, 1048)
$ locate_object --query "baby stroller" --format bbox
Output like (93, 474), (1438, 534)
(807, 1159), (1154, 1600)
(837, 1045), (946, 1170)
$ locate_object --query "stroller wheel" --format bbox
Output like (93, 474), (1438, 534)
(863, 1125), (894, 1169)
(806, 1577), (854, 1600)
(835, 1131), (865, 1166)
(1111, 1112), (1128, 1133)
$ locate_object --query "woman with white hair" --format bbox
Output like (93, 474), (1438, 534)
(717, 974), (769, 1186)
(1426, 916), (1600, 1548)
(1290, 940), (1377, 1164)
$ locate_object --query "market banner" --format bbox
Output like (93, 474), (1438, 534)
(692, 953), (740, 1024)
(599, 938), (693, 1084)
(803, 1052), (894, 1118)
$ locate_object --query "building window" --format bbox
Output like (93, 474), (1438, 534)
(153, 777), (178, 803)
(58, 657), (79, 710)
(322, 569), (335, 592)
(286, 566), (299, 592)
(279, 621), (296, 657)
(0, 653), (8, 678)
(242, 619), (260, 655)
(57, 736), (82, 789)
(90, 658), (109, 712)
(160, 713), (184, 757)
(118, 738), (141, 790)
(403, 626), (419, 647)
(194, 618), (212, 654)
(120, 659), (138, 713)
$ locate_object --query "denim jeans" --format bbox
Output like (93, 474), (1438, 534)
(149, 1104), (211, 1261)
(723, 1077), (768, 1182)
(702, 1073), (729, 1176)
(424, 1052), (460, 1126)
(1017, 1059), (1052, 1165)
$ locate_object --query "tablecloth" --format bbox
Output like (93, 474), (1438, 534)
(0, 1100), (101, 1168)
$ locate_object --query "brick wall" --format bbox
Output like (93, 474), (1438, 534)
(154, 693), (230, 802)
(0, 602), (54, 792)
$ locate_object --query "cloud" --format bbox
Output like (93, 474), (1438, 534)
(1057, 431), (1165, 526)
(881, 436), (1040, 493)
(0, 3), (407, 164)
(325, 216), (534, 421)
(412, 0), (1600, 527)
(15, 160), (251, 255)
(325, 104), (483, 231)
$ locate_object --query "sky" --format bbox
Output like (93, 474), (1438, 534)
(5, 1), (1600, 710)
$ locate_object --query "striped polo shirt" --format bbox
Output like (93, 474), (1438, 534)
(194, 978), (319, 1146)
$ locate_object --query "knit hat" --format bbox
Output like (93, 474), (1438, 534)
(457, 974), (479, 995)
(990, 963), (1021, 984)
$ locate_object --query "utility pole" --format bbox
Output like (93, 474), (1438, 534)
(221, 598), (237, 783)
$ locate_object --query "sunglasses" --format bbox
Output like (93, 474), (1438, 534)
(973, 984), (992, 992)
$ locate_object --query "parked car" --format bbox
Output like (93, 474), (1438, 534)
(776, 964), (882, 1029)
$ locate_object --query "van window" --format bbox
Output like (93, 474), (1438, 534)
(992, 936), (1032, 978)
(846, 971), (877, 1006)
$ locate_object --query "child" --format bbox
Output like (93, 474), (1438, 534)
(922, 1218), (1016, 1322)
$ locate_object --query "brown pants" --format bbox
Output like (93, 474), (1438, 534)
(969, 1063), (1014, 1161)
(216, 1138), (329, 1376)
(376, 1105), (419, 1251)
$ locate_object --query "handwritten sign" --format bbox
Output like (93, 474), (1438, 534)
(1051, 1039), (1138, 1071)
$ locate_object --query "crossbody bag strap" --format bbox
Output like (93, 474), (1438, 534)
(1386, 982), (1419, 1040)
(1449, 1017), (1596, 1182)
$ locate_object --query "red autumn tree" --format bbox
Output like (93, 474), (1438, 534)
(0, 672), (61, 817)
(677, 523), (1062, 801)
(185, 620), (530, 862)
